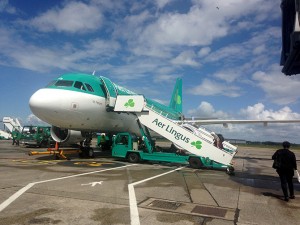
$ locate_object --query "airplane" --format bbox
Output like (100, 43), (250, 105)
(29, 73), (184, 144)
(29, 73), (300, 161)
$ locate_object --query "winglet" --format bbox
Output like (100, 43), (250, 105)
(169, 78), (182, 113)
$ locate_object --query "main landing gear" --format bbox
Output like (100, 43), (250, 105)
(79, 135), (95, 158)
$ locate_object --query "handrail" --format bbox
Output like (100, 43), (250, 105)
(144, 105), (237, 156)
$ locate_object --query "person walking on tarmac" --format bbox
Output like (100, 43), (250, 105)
(272, 141), (297, 201)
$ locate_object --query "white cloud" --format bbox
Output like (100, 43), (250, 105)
(204, 27), (280, 66)
(171, 50), (199, 67)
(187, 101), (229, 118)
(209, 123), (300, 144)
(231, 103), (300, 143)
(138, 6), (228, 48)
(252, 44), (266, 55)
(212, 70), (240, 83)
(155, 0), (173, 9)
(0, 0), (16, 14)
(187, 101), (300, 143)
(26, 114), (49, 125)
(240, 103), (300, 120)
(29, 2), (103, 33)
(132, 0), (279, 55)
(193, 0), (279, 22)
(153, 74), (175, 83)
(188, 79), (241, 97)
(205, 45), (243, 63)
(198, 47), (211, 57)
(0, 25), (120, 72)
(252, 65), (300, 105)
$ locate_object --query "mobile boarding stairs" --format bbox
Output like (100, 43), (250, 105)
(110, 95), (237, 170)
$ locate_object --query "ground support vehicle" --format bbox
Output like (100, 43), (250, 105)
(108, 94), (237, 174)
(29, 142), (82, 160)
(112, 132), (234, 174)
(20, 125), (54, 147)
(29, 136), (94, 160)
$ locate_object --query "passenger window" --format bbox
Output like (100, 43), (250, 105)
(85, 83), (94, 92)
(55, 80), (74, 87)
(74, 81), (86, 91)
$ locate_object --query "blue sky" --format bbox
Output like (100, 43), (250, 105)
(1, 0), (300, 143)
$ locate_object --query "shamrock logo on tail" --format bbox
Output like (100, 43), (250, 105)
(191, 140), (202, 149)
(176, 95), (181, 104)
(124, 99), (135, 108)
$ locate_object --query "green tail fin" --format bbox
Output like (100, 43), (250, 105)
(169, 78), (182, 113)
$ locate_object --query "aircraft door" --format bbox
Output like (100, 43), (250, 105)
(100, 76), (117, 108)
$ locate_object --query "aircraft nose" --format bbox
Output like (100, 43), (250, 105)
(29, 88), (59, 119)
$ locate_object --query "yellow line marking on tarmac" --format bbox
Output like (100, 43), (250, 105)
(73, 162), (114, 167)
(12, 160), (59, 165)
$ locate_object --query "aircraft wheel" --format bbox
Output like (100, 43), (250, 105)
(88, 148), (94, 158)
(39, 140), (48, 148)
(127, 153), (140, 163)
(226, 166), (235, 175)
(189, 157), (203, 169)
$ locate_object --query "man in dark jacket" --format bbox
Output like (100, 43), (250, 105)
(272, 141), (297, 201)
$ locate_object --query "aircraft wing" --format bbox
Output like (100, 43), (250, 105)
(178, 119), (300, 128)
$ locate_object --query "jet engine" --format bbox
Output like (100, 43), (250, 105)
(50, 126), (85, 143)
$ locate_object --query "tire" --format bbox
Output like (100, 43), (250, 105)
(189, 157), (203, 169)
(88, 148), (94, 158)
(127, 153), (140, 163)
(39, 140), (48, 148)
(226, 166), (235, 175)
(81, 147), (94, 158)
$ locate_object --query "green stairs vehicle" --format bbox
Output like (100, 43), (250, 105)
(112, 130), (234, 174)
(110, 93), (237, 174)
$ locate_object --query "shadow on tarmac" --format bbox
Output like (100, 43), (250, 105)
(262, 192), (283, 200)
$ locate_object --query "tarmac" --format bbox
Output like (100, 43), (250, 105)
(0, 140), (299, 225)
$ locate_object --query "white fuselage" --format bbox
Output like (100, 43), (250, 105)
(29, 88), (141, 134)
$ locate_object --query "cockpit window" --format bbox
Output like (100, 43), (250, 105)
(74, 81), (86, 91)
(55, 80), (74, 87)
(85, 83), (94, 92)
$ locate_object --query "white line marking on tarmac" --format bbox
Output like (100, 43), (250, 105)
(0, 183), (35, 213)
(128, 166), (184, 225)
(0, 164), (134, 213)
(81, 181), (103, 187)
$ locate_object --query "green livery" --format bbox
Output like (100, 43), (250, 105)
(46, 73), (183, 120)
